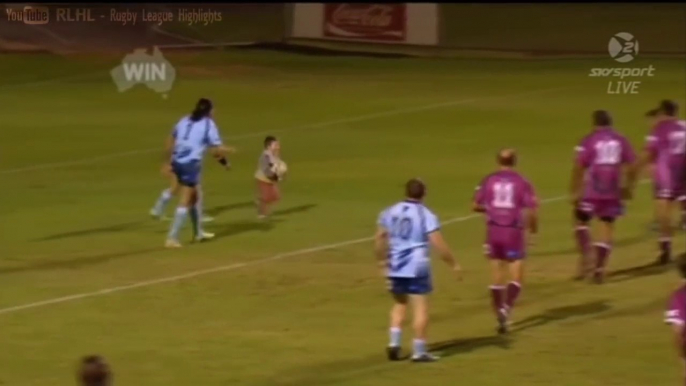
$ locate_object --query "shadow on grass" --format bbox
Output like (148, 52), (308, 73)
(205, 201), (255, 217)
(251, 301), (610, 386)
(609, 260), (673, 283)
(0, 247), (162, 275)
(573, 297), (666, 324)
(34, 220), (146, 242)
(429, 335), (511, 358)
(272, 204), (317, 217)
(214, 204), (317, 239)
(511, 300), (611, 332)
(530, 232), (651, 258)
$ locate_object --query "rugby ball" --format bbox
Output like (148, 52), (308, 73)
(274, 160), (288, 177)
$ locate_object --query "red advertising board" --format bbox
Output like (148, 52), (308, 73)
(323, 3), (406, 42)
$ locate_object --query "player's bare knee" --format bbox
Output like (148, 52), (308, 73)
(510, 261), (524, 283)
(392, 293), (408, 305)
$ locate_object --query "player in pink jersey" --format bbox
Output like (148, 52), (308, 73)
(570, 110), (637, 284)
(664, 255), (686, 384)
(646, 108), (686, 232)
(473, 148), (538, 334)
(639, 100), (686, 265)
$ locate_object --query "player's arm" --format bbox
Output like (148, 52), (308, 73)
(472, 201), (486, 213)
(636, 149), (654, 175)
(374, 226), (389, 272)
(525, 207), (538, 235)
(163, 133), (175, 162)
(620, 139), (639, 199)
(637, 133), (658, 173)
(569, 162), (585, 203)
(206, 121), (235, 168)
(259, 154), (279, 182)
(428, 231), (461, 278)
(672, 324), (686, 359)
(622, 161), (638, 199)
(472, 181), (486, 213)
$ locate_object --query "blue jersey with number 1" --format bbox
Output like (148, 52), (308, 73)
(378, 200), (440, 278)
(171, 116), (222, 164)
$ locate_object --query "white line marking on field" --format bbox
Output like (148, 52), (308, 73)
(0, 194), (567, 316)
(0, 86), (570, 175)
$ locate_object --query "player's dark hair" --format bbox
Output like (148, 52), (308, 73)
(659, 100), (678, 117)
(405, 178), (426, 200)
(592, 110), (612, 126)
(78, 355), (111, 386)
(645, 109), (659, 117)
(497, 149), (517, 167)
(190, 98), (213, 121)
(264, 136), (277, 149)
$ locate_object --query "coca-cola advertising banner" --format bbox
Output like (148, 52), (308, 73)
(323, 3), (406, 42)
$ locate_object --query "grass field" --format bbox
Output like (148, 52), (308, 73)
(2, 50), (686, 385)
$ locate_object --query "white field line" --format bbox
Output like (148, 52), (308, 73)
(0, 85), (570, 175)
(0, 195), (568, 316)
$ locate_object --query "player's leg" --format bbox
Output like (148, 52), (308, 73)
(166, 185), (194, 247)
(166, 162), (200, 247)
(269, 184), (281, 214)
(573, 205), (593, 280)
(256, 180), (268, 219)
(386, 286), (407, 361)
(592, 216), (614, 284)
(505, 259), (524, 315)
(679, 197), (686, 230)
(189, 184), (214, 241)
(488, 257), (507, 331)
(656, 197), (673, 264)
(257, 181), (280, 219)
(194, 182), (215, 224)
(409, 293), (437, 362)
(151, 172), (179, 219)
(406, 275), (437, 362)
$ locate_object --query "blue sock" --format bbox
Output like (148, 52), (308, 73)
(389, 328), (401, 347)
(412, 339), (426, 356)
(189, 206), (202, 236)
(152, 189), (173, 216)
(168, 207), (188, 241)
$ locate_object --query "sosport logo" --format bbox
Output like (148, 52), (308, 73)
(586, 32), (653, 94)
(608, 32), (639, 63)
(588, 66), (655, 79)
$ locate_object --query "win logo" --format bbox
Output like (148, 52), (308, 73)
(110, 47), (176, 97)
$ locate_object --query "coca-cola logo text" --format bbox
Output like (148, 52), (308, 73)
(331, 4), (393, 28)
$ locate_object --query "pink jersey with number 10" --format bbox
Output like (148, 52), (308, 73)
(575, 126), (636, 201)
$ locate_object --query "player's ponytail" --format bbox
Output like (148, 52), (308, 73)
(190, 98), (213, 121)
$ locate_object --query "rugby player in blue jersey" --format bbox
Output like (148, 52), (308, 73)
(164, 98), (234, 248)
(375, 179), (461, 362)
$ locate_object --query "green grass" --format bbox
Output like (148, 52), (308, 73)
(2, 50), (686, 385)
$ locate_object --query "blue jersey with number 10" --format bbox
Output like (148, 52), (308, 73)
(378, 200), (440, 278)
(171, 116), (222, 164)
